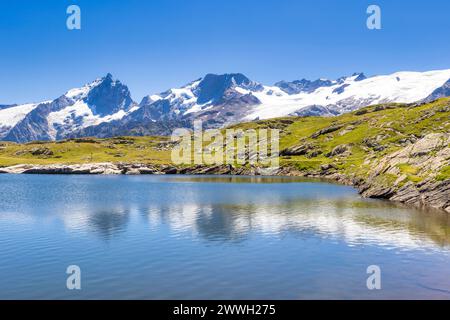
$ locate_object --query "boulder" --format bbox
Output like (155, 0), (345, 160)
(320, 163), (337, 172)
(138, 167), (157, 174)
(280, 144), (314, 156)
(311, 124), (344, 138)
(161, 166), (178, 174)
(325, 144), (350, 157)
(30, 147), (54, 156)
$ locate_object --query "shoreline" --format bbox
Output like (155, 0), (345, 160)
(1, 162), (448, 213)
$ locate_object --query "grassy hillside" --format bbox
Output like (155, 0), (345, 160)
(0, 136), (172, 166)
(1, 98), (449, 184)
(234, 97), (450, 182)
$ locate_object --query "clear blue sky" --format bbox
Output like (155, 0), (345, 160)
(1, 0), (449, 104)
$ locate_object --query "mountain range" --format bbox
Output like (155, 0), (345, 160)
(1, 69), (450, 143)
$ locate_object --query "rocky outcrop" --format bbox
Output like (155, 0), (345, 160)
(311, 124), (344, 138)
(280, 143), (315, 156)
(0, 163), (123, 175)
(360, 133), (449, 212)
(389, 180), (450, 212)
(325, 144), (350, 157)
(0, 163), (275, 177)
(0, 163), (165, 175)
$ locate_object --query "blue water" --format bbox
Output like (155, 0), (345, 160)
(0, 174), (449, 299)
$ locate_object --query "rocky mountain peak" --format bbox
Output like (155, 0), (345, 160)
(194, 73), (262, 105)
(85, 74), (135, 116)
(275, 78), (334, 94)
(352, 72), (367, 81)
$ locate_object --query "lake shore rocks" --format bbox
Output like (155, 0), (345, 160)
(358, 133), (450, 213)
(1, 161), (447, 213)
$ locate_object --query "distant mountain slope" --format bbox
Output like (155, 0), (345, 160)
(0, 102), (42, 140)
(1, 69), (450, 142)
(423, 78), (450, 102)
(0, 104), (17, 110)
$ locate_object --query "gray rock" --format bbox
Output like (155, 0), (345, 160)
(161, 166), (178, 174)
(320, 163), (337, 172)
(325, 144), (350, 157)
(311, 124), (344, 138)
(280, 144), (314, 156)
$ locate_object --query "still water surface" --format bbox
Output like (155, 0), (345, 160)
(0, 174), (449, 299)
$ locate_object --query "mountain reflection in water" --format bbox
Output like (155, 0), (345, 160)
(0, 174), (448, 299)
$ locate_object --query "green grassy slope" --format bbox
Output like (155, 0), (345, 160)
(234, 97), (450, 182)
(0, 136), (172, 166)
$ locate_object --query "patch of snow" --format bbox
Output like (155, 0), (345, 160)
(150, 95), (162, 101)
(183, 102), (211, 115)
(65, 78), (103, 100)
(0, 103), (40, 138)
(245, 69), (450, 120)
(46, 101), (137, 140)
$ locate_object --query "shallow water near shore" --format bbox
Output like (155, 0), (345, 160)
(0, 174), (449, 299)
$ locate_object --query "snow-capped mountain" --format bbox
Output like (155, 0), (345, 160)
(247, 70), (450, 119)
(1, 69), (450, 142)
(1, 74), (138, 142)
